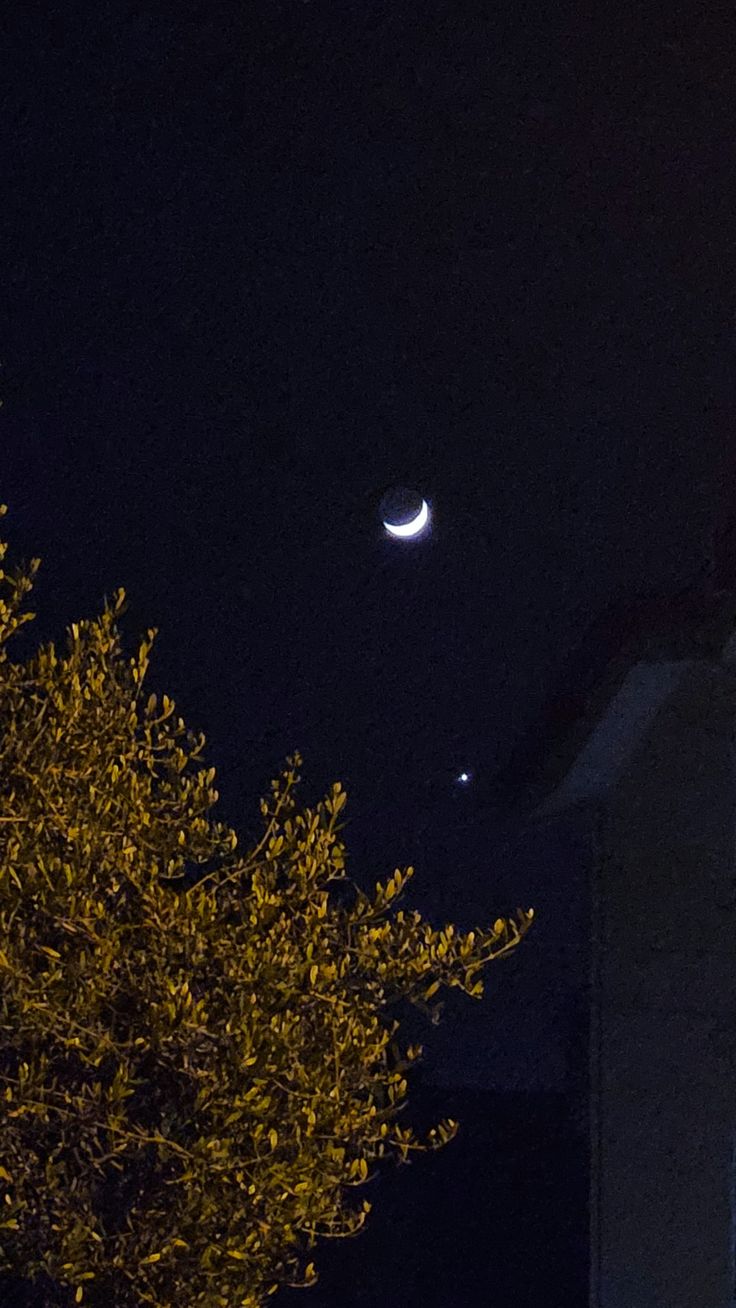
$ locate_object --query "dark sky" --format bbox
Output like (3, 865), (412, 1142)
(4, 0), (734, 1040)
(2, 5), (734, 1299)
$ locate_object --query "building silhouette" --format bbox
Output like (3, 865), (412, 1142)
(475, 506), (736, 1306)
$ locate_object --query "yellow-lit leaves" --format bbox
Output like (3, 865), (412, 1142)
(345, 1155), (369, 1185)
(426, 1118), (459, 1150)
(0, 505), (535, 1308)
(375, 866), (413, 908)
(145, 692), (175, 722)
(326, 781), (347, 819)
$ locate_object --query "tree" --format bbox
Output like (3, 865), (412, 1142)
(0, 503), (534, 1308)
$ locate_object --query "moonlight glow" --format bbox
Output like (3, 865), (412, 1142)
(383, 497), (430, 538)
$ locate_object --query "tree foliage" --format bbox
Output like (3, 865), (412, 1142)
(0, 504), (534, 1308)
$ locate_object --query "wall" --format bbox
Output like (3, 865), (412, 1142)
(593, 658), (736, 1308)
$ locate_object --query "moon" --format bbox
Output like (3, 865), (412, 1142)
(383, 497), (430, 538)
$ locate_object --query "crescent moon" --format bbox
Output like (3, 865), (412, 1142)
(383, 498), (429, 538)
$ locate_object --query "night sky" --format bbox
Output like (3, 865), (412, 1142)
(3, 5), (735, 1305)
